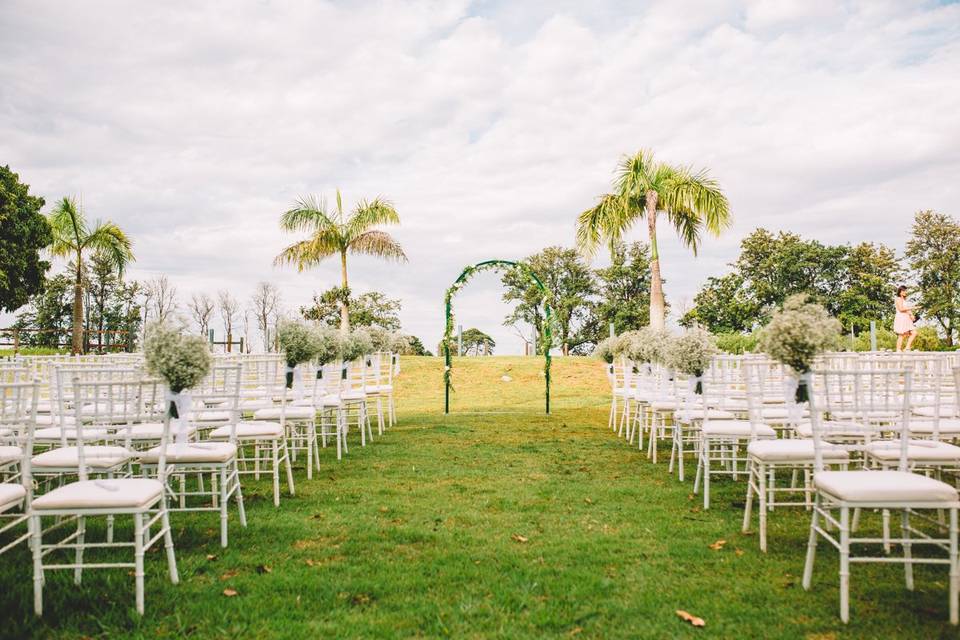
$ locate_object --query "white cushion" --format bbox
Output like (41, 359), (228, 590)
(910, 419), (960, 435)
(702, 420), (776, 438)
(33, 427), (108, 441)
(32, 446), (134, 469)
(115, 422), (197, 440)
(648, 399), (677, 411)
(32, 479), (164, 510)
(0, 445), (22, 465)
(675, 408), (736, 423)
(914, 406), (957, 418)
(340, 390), (366, 401)
(239, 399), (271, 411)
(795, 422), (875, 438)
(192, 410), (233, 422)
(209, 421), (283, 439)
(34, 414), (76, 426)
(815, 470), (959, 503)
(140, 442), (237, 464)
(368, 384), (392, 393)
(865, 439), (960, 462)
(758, 406), (808, 420)
(253, 406), (315, 421)
(747, 438), (849, 462)
(0, 483), (26, 513)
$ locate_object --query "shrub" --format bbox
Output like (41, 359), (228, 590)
(714, 332), (759, 355)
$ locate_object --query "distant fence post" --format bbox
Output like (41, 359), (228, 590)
(609, 322), (615, 339)
(208, 329), (215, 344)
(13, 328), (19, 354)
(226, 332), (232, 353)
(870, 321), (877, 352)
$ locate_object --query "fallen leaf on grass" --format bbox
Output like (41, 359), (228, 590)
(735, 548), (744, 557)
(584, 498), (593, 504)
(305, 559), (316, 567)
(256, 565), (272, 574)
(378, 506), (389, 513)
(220, 570), (240, 580)
(708, 539), (727, 551)
(223, 588), (238, 597)
(205, 554), (218, 561)
(676, 610), (705, 627)
(569, 627), (583, 636)
(511, 534), (529, 543)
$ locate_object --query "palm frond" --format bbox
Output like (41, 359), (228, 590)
(615, 149), (657, 196)
(47, 196), (85, 257)
(86, 221), (135, 275)
(279, 195), (337, 233)
(346, 197), (401, 240)
(576, 193), (638, 257)
(661, 165), (731, 238)
(348, 230), (407, 261)
(273, 237), (340, 271)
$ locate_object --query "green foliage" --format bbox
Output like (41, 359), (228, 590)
(714, 332), (760, 354)
(582, 242), (652, 347)
(302, 289), (402, 331)
(502, 247), (593, 354)
(0, 165), (51, 313)
(684, 229), (900, 334)
(11, 272), (72, 348)
(439, 327), (496, 356)
(905, 210), (960, 346)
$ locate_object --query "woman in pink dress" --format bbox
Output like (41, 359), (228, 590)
(894, 285), (917, 352)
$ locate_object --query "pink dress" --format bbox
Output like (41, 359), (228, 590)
(894, 298), (914, 335)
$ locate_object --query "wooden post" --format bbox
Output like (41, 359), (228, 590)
(13, 328), (20, 354)
(226, 332), (232, 353)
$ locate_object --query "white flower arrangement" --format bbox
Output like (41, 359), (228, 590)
(663, 328), (718, 393)
(592, 336), (618, 363)
(338, 328), (374, 363)
(144, 323), (212, 394)
(312, 325), (340, 366)
(277, 320), (319, 368)
(758, 295), (841, 401)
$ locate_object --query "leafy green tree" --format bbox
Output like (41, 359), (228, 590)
(906, 210), (960, 346)
(439, 328), (495, 356)
(0, 165), (51, 312)
(586, 241), (652, 340)
(302, 289), (402, 331)
(501, 247), (595, 355)
(275, 190), (406, 331)
(837, 242), (901, 333)
(86, 253), (143, 351)
(682, 273), (754, 332)
(47, 197), (134, 354)
(12, 272), (72, 348)
(577, 149), (731, 330)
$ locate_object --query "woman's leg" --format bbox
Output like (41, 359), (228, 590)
(905, 329), (917, 351)
(896, 333), (904, 352)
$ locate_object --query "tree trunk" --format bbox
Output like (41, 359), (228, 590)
(72, 264), (84, 355)
(339, 250), (350, 332)
(646, 190), (666, 330)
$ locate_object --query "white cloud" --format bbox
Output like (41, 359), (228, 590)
(1, 0), (958, 352)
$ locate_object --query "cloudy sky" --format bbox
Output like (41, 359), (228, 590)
(2, 0), (959, 353)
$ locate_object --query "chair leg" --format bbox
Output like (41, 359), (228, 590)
(283, 440), (296, 496)
(742, 460), (755, 535)
(758, 463), (767, 552)
(234, 461), (247, 527)
(271, 439), (280, 507)
(839, 506), (851, 623)
(31, 515), (43, 616)
(161, 507), (179, 584)
(133, 512), (145, 615)
(902, 509), (914, 590)
(74, 515), (85, 585)
(220, 466), (229, 547)
(949, 508), (958, 625)
(882, 509), (892, 554)
(802, 494), (820, 590)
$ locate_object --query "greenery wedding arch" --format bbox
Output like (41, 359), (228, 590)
(443, 260), (555, 414)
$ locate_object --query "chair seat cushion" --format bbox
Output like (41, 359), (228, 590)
(209, 421), (283, 439)
(914, 405), (957, 418)
(32, 446), (134, 469)
(340, 390), (366, 401)
(33, 427), (108, 441)
(815, 470), (959, 503)
(759, 406), (808, 421)
(0, 445), (22, 466)
(865, 439), (960, 462)
(648, 399), (677, 411)
(795, 422), (872, 438)
(192, 410), (233, 422)
(910, 419), (960, 435)
(0, 483), (26, 513)
(253, 406), (315, 421)
(675, 408), (736, 423)
(239, 399), (271, 411)
(116, 423), (197, 440)
(368, 384), (392, 393)
(34, 414), (76, 426)
(32, 479), (164, 510)
(140, 442), (237, 464)
(747, 438), (849, 462)
(702, 420), (776, 438)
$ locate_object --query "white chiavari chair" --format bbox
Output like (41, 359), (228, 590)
(0, 379), (39, 556)
(802, 367), (960, 625)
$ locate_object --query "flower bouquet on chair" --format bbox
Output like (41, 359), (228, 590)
(758, 295), (841, 403)
(144, 322), (212, 448)
(664, 328), (717, 395)
(277, 319), (321, 399)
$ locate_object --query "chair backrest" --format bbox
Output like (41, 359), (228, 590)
(808, 368), (912, 472)
(70, 377), (164, 480)
(0, 380), (39, 502)
(192, 364), (242, 441)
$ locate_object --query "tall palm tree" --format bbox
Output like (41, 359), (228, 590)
(48, 196), (135, 354)
(577, 149), (731, 330)
(274, 190), (407, 331)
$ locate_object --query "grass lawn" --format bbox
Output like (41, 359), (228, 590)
(1, 355), (957, 638)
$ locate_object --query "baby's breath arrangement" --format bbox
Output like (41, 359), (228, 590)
(592, 336), (618, 363)
(758, 295), (841, 401)
(367, 326), (393, 352)
(339, 328), (374, 363)
(620, 326), (672, 365)
(312, 325), (339, 366)
(389, 333), (414, 354)
(144, 323), (212, 417)
(277, 320), (319, 388)
(663, 328), (718, 394)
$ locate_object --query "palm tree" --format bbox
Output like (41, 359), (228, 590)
(274, 190), (407, 331)
(48, 196), (135, 354)
(577, 149), (731, 330)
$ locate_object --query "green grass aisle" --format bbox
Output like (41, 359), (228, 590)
(0, 356), (955, 638)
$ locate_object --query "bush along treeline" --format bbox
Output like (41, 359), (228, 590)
(681, 210), (960, 349)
